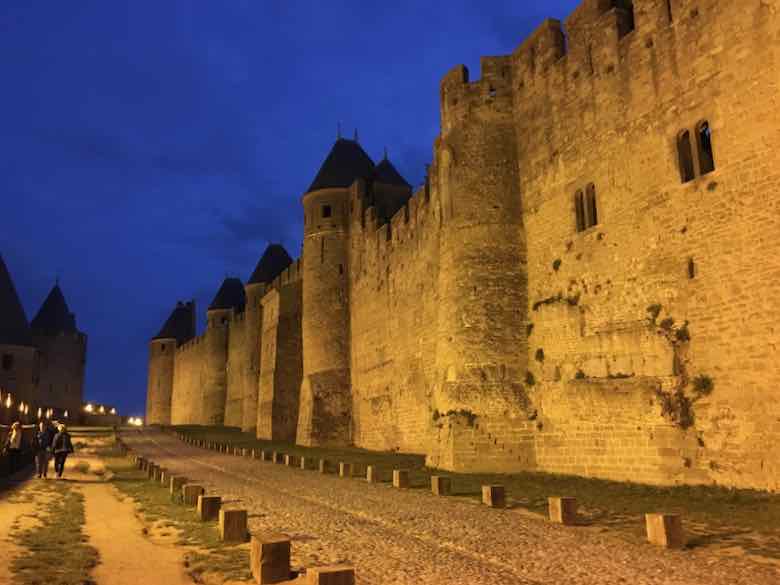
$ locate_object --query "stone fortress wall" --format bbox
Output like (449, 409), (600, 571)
(148, 0), (780, 491)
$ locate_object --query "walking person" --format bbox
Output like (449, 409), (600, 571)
(33, 421), (54, 478)
(51, 423), (74, 479)
(2, 422), (24, 474)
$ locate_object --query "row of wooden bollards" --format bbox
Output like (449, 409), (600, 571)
(171, 432), (686, 550)
(120, 441), (356, 584)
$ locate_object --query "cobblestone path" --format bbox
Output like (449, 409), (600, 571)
(123, 429), (780, 585)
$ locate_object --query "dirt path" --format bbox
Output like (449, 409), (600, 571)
(79, 481), (195, 585)
(125, 429), (780, 585)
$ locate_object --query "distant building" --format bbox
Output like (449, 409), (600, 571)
(0, 254), (87, 422)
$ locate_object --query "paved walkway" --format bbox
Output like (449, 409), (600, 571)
(123, 429), (780, 585)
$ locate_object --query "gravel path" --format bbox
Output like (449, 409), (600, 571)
(123, 429), (780, 585)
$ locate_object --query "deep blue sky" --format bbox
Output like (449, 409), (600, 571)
(0, 1), (578, 417)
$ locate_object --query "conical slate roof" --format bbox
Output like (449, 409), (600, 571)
(208, 277), (246, 312)
(248, 244), (293, 285)
(153, 301), (195, 345)
(0, 254), (33, 347)
(307, 138), (375, 193)
(374, 157), (411, 188)
(31, 284), (77, 333)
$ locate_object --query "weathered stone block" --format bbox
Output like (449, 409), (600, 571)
(219, 508), (248, 543)
(339, 462), (353, 478)
(250, 533), (291, 584)
(392, 469), (409, 489)
(482, 485), (505, 508)
(197, 494), (221, 521)
(431, 476), (451, 496)
(182, 484), (205, 507)
(306, 565), (355, 585)
(548, 497), (578, 525)
(645, 513), (685, 548)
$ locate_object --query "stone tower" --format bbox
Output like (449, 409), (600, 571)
(146, 300), (195, 424)
(31, 283), (87, 418)
(297, 138), (374, 446)
(0, 254), (38, 417)
(244, 243), (292, 433)
(202, 277), (245, 425)
(430, 60), (530, 470)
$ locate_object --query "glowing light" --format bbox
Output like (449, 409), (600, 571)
(18, 402), (24, 413)
(110, 408), (116, 415)
(5, 394), (12, 408)
(99, 405), (105, 414)
(24, 404), (29, 415)
(64, 410), (69, 418)
(84, 404), (93, 413)
(37, 407), (42, 418)
(46, 409), (52, 419)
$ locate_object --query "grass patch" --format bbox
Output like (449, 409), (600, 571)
(11, 481), (99, 584)
(106, 458), (252, 582)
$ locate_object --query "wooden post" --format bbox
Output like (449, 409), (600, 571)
(318, 459), (329, 474)
(482, 485), (505, 508)
(197, 495), (221, 521)
(182, 484), (205, 507)
(306, 565), (356, 585)
(250, 533), (291, 584)
(645, 513), (685, 548)
(548, 497), (578, 525)
(219, 509), (248, 542)
(338, 462), (353, 478)
(431, 476), (451, 496)
(392, 469), (409, 489)
(366, 465), (380, 483)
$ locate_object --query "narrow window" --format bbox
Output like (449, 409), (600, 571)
(1, 354), (13, 371)
(161, 344), (166, 353)
(320, 238), (325, 264)
(666, 0), (673, 23)
(677, 130), (695, 183)
(696, 121), (715, 175)
(688, 257), (696, 279)
(586, 184), (598, 228)
(322, 204), (332, 218)
(488, 86), (497, 98)
(338, 264), (344, 275)
(574, 190), (586, 232)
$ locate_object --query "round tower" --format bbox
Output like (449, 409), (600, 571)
(297, 137), (373, 446)
(431, 61), (530, 468)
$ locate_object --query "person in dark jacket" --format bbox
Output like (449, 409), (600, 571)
(51, 424), (74, 478)
(32, 421), (54, 478)
(2, 422), (24, 474)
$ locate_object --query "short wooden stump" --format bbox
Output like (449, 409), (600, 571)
(260, 450), (270, 462)
(646, 513), (685, 549)
(170, 476), (187, 500)
(197, 495), (221, 521)
(157, 467), (169, 484)
(548, 497), (578, 525)
(250, 533), (291, 584)
(182, 484), (205, 507)
(318, 459), (329, 474)
(392, 469), (409, 489)
(147, 463), (157, 479)
(219, 509), (248, 542)
(431, 476), (451, 496)
(482, 485), (505, 508)
(300, 456), (309, 470)
(284, 454), (298, 467)
(272, 451), (283, 464)
(338, 462), (353, 478)
(306, 565), (356, 585)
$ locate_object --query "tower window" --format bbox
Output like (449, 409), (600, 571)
(161, 344), (166, 353)
(2, 354), (13, 371)
(322, 204), (332, 218)
(574, 190), (585, 232)
(677, 130), (695, 183)
(585, 183), (598, 228)
(696, 121), (715, 175)
(666, 0), (673, 23)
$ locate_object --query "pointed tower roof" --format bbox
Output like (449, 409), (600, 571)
(0, 254), (33, 347)
(248, 244), (293, 285)
(306, 138), (375, 193)
(208, 277), (246, 312)
(31, 284), (77, 334)
(153, 301), (196, 344)
(373, 157), (411, 188)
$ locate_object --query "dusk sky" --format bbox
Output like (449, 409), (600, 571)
(0, 1), (579, 417)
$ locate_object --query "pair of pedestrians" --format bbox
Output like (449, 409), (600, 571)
(33, 422), (74, 478)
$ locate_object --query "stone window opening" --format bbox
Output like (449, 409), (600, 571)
(574, 190), (586, 232)
(585, 183), (598, 228)
(320, 238), (325, 264)
(696, 120), (715, 175)
(688, 257), (696, 279)
(666, 0), (673, 23)
(161, 344), (166, 353)
(677, 129), (695, 183)
(322, 204), (332, 218)
(2, 354), (13, 371)
(488, 85), (497, 98)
